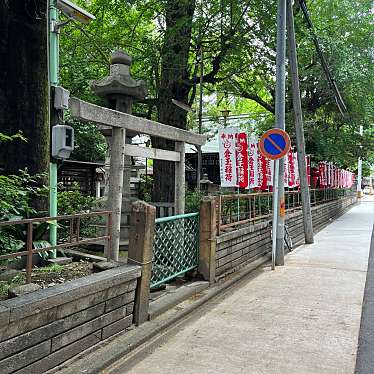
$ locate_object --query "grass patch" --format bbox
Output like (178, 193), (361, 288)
(0, 273), (26, 299)
(36, 264), (63, 273)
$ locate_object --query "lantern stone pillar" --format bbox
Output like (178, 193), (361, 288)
(92, 51), (147, 254)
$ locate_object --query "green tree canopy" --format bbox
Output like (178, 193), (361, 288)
(59, 0), (374, 178)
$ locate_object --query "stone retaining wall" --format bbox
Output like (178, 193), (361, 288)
(0, 265), (141, 373)
(287, 195), (357, 246)
(215, 195), (357, 280)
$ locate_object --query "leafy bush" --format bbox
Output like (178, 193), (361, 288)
(185, 189), (203, 213)
(0, 232), (24, 256)
(66, 118), (107, 162)
(57, 183), (102, 241)
(58, 183), (98, 215)
(0, 168), (48, 258)
(0, 170), (47, 219)
(0, 132), (48, 258)
(138, 175), (153, 202)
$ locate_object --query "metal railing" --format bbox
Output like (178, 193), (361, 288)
(0, 211), (112, 284)
(217, 188), (352, 234)
(151, 213), (199, 289)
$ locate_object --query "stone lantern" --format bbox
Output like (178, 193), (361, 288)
(91, 51), (147, 249)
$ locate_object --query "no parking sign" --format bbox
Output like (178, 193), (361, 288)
(259, 128), (291, 160)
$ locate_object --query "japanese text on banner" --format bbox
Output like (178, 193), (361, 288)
(236, 132), (249, 188)
(219, 128), (237, 187)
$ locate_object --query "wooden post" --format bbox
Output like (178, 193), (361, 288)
(128, 201), (156, 325)
(107, 128), (125, 260)
(175, 141), (185, 215)
(199, 197), (217, 283)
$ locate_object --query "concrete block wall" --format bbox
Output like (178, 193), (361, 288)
(287, 195), (357, 246)
(215, 196), (356, 280)
(216, 221), (272, 279)
(0, 265), (141, 373)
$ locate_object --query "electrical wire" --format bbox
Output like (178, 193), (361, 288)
(298, 0), (347, 116)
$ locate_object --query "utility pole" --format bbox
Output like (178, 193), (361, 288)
(274, 0), (287, 266)
(357, 125), (363, 198)
(49, 0), (59, 258)
(286, 0), (314, 244)
(197, 44), (204, 191)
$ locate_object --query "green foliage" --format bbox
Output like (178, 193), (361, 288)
(293, 0), (374, 169)
(0, 170), (47, 220)
(37, 263), (63, 273)
(0, 169), (48, 257)
(66, 117), (107, 162)
(185, 189), (203, 213)
(58, 0), (373, 174)
(0, 131), (26, 144)
(58, 183), (99, 215)
(0, 233), (24, 257)
(0, 273), (24, 298)
(138, 175), (153, 202)
(0, 133), (48, 257)
(0, 221), (50, 259)
(57, 183), (102, 240)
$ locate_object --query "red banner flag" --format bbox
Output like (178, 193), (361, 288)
(236, 132), (249, 188)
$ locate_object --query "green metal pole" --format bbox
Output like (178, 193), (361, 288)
(49, 1), (59, 258)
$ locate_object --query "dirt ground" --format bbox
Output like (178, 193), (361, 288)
(0, 260), (93, 301)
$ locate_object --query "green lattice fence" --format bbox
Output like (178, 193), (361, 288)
(151, 213), (199, 289)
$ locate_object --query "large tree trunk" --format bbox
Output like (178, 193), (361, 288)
(152, 0), (195, 203)
(0, 0), (49, 209)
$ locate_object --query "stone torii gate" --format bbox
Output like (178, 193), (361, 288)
(69, 56), (206, 260)
(91, 51), (147, 251)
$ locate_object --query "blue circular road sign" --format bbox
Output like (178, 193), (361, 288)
(259, 129), (291, 160)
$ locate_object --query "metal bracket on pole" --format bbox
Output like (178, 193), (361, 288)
(53, 19), (72, 33)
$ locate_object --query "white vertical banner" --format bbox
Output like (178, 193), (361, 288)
(268, 159), (275, 187)
(248, 136), (259, 188)
(284, 149), (289, 186)
(219, 128), (238, 187)
(293, 151), (300, 187)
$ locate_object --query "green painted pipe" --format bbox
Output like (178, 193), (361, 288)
(49, 1), (59, 258)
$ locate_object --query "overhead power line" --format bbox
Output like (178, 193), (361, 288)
(298, 0), (347, 116)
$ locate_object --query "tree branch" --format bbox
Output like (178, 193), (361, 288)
(230, 79), (275, 114)
(189, 1), (253, 86)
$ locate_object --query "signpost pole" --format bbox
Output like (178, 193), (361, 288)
(286, 0), (314, 244)
(274, 0), (287, 266)
(271, 160), (280, 270)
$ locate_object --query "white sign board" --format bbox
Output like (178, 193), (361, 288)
(219, 128), (238, 187)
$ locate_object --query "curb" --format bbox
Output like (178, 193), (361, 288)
(148, 281), (209, 320)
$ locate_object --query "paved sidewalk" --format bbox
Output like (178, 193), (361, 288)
(116, 197), (374, 374)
